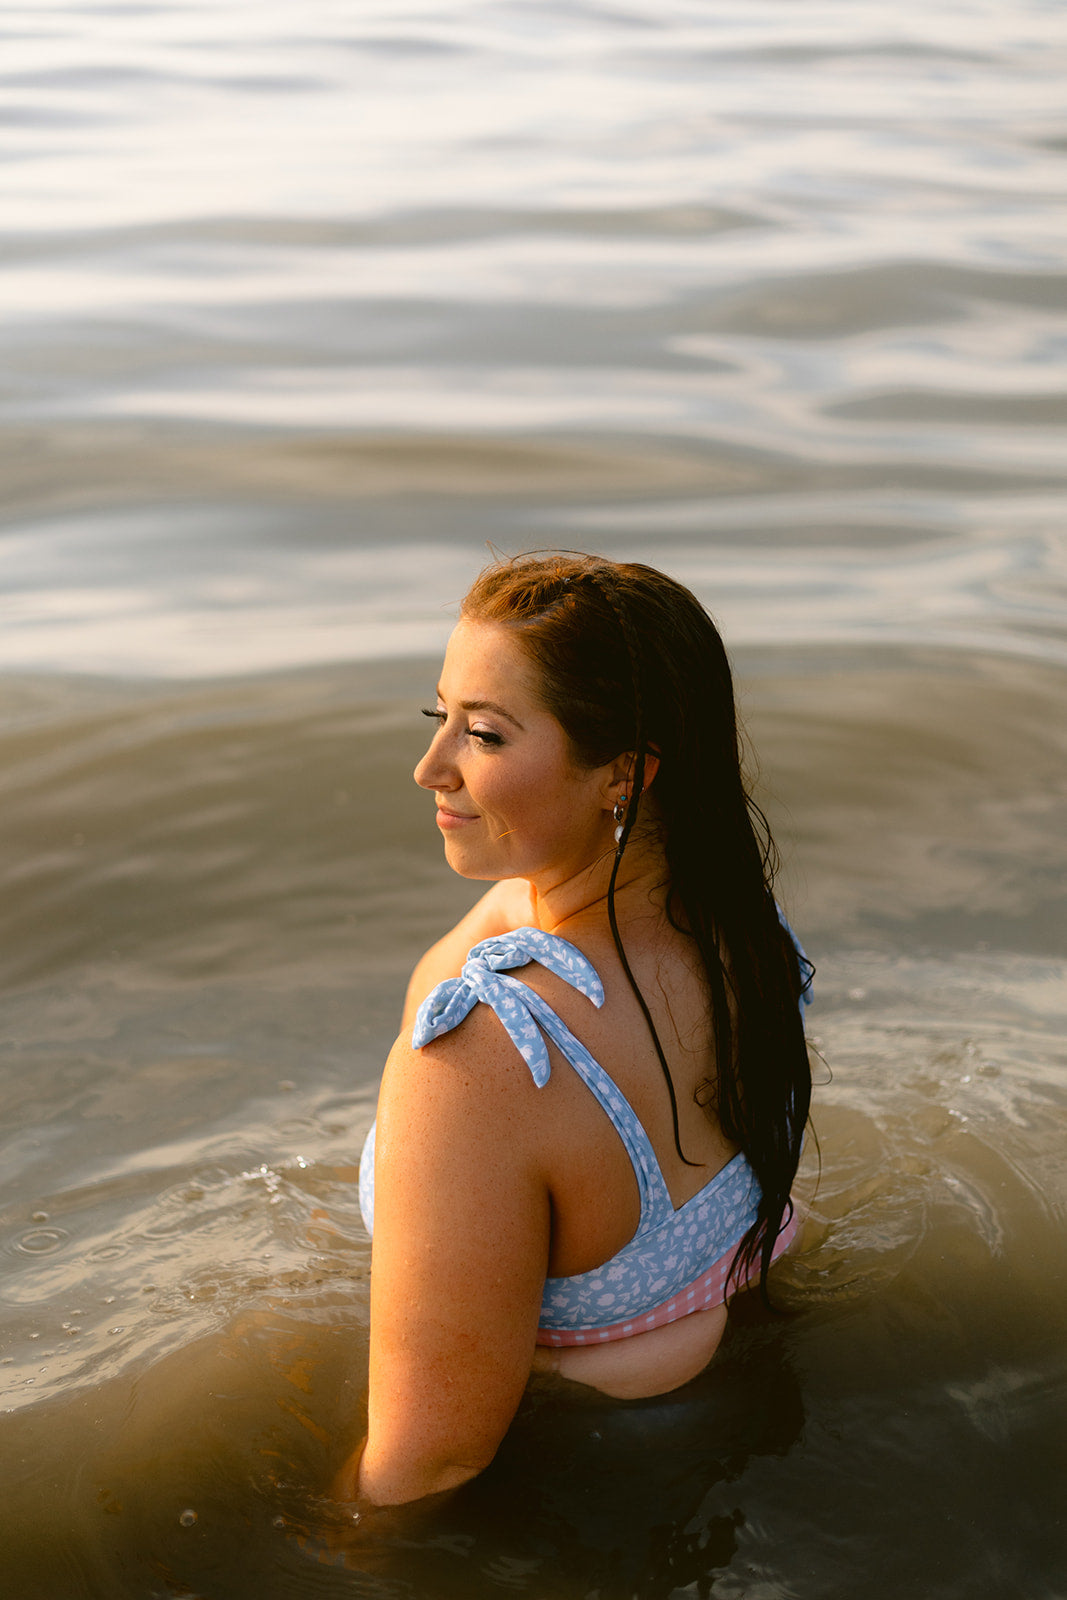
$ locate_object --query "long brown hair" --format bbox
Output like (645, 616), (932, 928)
(461, 551), (811, 1298)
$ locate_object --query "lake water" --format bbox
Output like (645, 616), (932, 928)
(1, 2), (1065, 1595)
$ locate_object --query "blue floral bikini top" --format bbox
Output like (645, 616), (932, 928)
(358, 923), (813, 1335)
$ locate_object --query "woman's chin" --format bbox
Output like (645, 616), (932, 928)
(441, 840), (498, 881)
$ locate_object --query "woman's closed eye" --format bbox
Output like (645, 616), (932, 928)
(420, 708), (504, 746)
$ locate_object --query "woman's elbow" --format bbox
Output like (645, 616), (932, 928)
(367, 1457), (484, 1507)
(337, 1441), (491, 1508)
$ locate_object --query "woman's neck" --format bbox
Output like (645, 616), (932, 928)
(528, 824), (670, 939)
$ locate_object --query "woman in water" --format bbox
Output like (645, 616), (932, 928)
(341, 552), (813, 1506)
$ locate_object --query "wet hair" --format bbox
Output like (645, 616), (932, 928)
(460, 551), (812, 1299)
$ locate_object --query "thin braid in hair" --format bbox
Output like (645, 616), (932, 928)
(585, 571), (700, 1169)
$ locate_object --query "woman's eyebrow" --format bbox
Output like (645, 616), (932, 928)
(436, 688), (526, 730)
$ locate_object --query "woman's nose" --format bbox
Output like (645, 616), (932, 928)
(414, 733), (457, 791)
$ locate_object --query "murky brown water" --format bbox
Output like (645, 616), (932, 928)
(1, 2), (1065, 1595)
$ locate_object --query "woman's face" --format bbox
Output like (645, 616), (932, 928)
(414, 620), (615, 886)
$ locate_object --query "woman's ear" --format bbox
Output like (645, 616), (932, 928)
(603, 749), (660, 804)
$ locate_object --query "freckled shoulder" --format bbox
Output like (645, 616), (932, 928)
(385, 995), (551, 1115)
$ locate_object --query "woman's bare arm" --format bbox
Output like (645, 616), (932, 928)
(339, 1005), (550, 1506)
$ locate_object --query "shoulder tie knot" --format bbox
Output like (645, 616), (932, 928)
(411, 927), (604, 1087)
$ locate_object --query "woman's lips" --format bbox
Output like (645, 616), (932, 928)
(435, 806), (480, 830)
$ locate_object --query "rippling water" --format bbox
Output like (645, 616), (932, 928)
(1, 3), (1065, 1596)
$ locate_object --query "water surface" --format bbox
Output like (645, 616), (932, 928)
(1, 2), (1065, 1596)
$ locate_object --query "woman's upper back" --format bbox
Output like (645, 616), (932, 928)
(402, 881), (738, 1182)
(421, 926), (771, 1317)
(371, 902), (749, 1283)
(517, 910), (743, 1226)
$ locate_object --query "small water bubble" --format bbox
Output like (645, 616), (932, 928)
(29, 1333), (39, 1341)
(30, 1211), (49, 1223)
(17, 1227), (69, 1255)
(178, 1509), (198, 1528)
(108, 1326), (125, 1336)
(847, 987), (867, 1002)
(272, 1515), (286, 1530)
(103, 1296), (115, 1305)
(278, 1079), (296, 1092)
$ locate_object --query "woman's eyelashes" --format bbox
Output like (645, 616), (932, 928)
(420, 707), (504, 746)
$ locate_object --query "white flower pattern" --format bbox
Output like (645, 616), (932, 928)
(359, 921), (813, 1334)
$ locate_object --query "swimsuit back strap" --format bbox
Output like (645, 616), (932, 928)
(532, 1006), (663, 1217)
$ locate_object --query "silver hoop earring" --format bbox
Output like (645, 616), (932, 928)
(613, 793), (627, 845)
